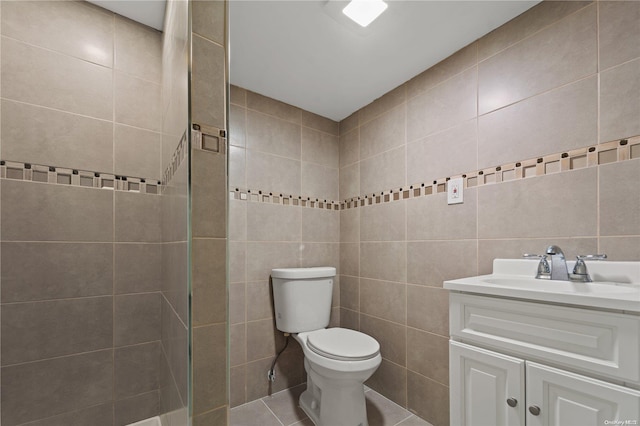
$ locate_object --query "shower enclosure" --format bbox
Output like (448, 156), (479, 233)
(0, 1), (228, 425)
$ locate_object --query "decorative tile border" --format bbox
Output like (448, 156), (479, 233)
(229, 136), (640, 211)
(0, 159), (162, 195)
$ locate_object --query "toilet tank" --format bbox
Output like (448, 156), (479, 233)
(271, 267), (336, 333)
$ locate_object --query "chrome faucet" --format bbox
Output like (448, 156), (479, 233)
(546, 245), (569, 281)
(524, 246), (607, 282)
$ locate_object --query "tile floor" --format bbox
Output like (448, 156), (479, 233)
(230, 384), (433, 426)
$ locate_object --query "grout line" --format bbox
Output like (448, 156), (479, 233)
(259, 399), (285, 426)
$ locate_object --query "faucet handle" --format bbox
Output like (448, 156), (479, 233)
(572, 254), (607, 282)
(523, 254), (551, 279)
(576, 254), (607, 261)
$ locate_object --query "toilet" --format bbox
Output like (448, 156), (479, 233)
(271, 267), (381, 426)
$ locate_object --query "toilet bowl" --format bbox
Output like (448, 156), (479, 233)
(294, 328), (381, 426)
(271, 267), (381, 426)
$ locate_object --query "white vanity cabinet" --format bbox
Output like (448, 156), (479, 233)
(448, 293), (640, 426)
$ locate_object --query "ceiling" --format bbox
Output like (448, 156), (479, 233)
(91, 0), (541, 122)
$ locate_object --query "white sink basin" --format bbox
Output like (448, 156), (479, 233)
(444, 259), (640, 312)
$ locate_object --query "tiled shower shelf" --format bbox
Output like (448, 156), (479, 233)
(230, 136), (640, 211)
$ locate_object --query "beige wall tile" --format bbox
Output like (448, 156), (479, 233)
(407, 328), (449, 385)
(229, 146), (247, 189)
(246, 319), (284, 362)
(599, 237), (640, 261)
(230, 85), (247, 106)
(192, 0), (225, 45)
(2, 36), (113, 120)
(360, 104), (406, 161)
(361, 84), (406, 125)
(302, 127), (339, 168)
(246, 281), (274, 321)
(302, 208), (340, 242)
(115, 71), (162, 132)
(406, 191), (477, 241)
(247, 90), (301, 123)
(478, 76), (597, 169)
(300, 243), (340, 272)
(478, 1), (592, 61)
(407, 42), (477, 97)
(478, 5), (596, 115)
(360, 201), (406, 242)
(302, 110), (339, 135)
(1, 0), (113, 66)
(407, 372), (449, 426)
(1, 99), (113, 173)
(191, 34), (226, 129)
(229, 199), (247, 241)
(229, 283), (246, 325)
(301, 162), (339, 201)
(340, 242), (360, 277)
(340, 307), (360, 330)
(1, 180), (113, 242)
(599, 1), (640, 71)
(115, 192), (162, 242)
(340, 208), (360, 243)
(360, 242), (406, 283)
(340, 110), (359, 135)
(114, 124), (162, 180)
(229, 242), (247, 283)
(246, 202), (301, 242)
(600, 58), (640, 142)
(230, 366), (246, 407)
(360, 278), (406, 324)
(478, 167), (597, 239)
(339, 163), (360, 200)
(192, 324), (227, 414)
(246, 110), (301, 159)
(230, 104), (247, 147)
(340, 275), (359, 311)
(407, 285), (448, 336)
(366, 359), (407, 408)
(406, 119), (477, 185)
(340, 127), (360, 168)
(407, 68), (476, 142)
(192, 238), (226, 326)
(360, 146), (406, 195)
(246, 242), (300, 281)
(190, 150), (227, 239)
(599, 159), (640, 236)
(115, 16), (162, 83)
(360, 314), (406, 366)
(246, 150), (301, 196)
(407, 240), (478, 287)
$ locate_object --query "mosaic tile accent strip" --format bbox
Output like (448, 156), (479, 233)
(162, 130), (188, 188)
(0, 160), (162, 195)
(228, 136), (640, 212)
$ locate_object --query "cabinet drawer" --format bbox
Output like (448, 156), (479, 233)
(450, 293), (640, 384)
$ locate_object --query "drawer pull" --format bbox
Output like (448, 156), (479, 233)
(506, 398), (518, 407)
(529, 406), (541, 416)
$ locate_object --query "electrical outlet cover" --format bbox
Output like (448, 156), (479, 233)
(447, 177), (464, 205)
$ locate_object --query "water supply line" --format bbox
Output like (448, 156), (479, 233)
(267, 333), (290, 382)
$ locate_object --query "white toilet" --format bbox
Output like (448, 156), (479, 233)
(271, 267), (382, 426)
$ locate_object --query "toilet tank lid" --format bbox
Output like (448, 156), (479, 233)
(271, 267), (336, 279)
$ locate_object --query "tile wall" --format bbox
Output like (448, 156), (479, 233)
(228, 85), (342, 407)
(189, 1), (229, 425)
(159, 1), (190, 425)
(0, 1), (164, 425)
(338, 1), (640, 425)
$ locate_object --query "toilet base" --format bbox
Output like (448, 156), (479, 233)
(299, 359), (369, 426)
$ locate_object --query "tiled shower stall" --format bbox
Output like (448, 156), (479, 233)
(0, 1), (228, 425)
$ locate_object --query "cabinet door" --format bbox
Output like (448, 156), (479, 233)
(450, 341), (525, 426)
(526, 362), (640, 426)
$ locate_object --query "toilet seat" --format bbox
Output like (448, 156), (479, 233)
(306, 328), (380, 361)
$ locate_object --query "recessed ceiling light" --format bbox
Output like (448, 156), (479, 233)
(342, 0), (388, 27)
